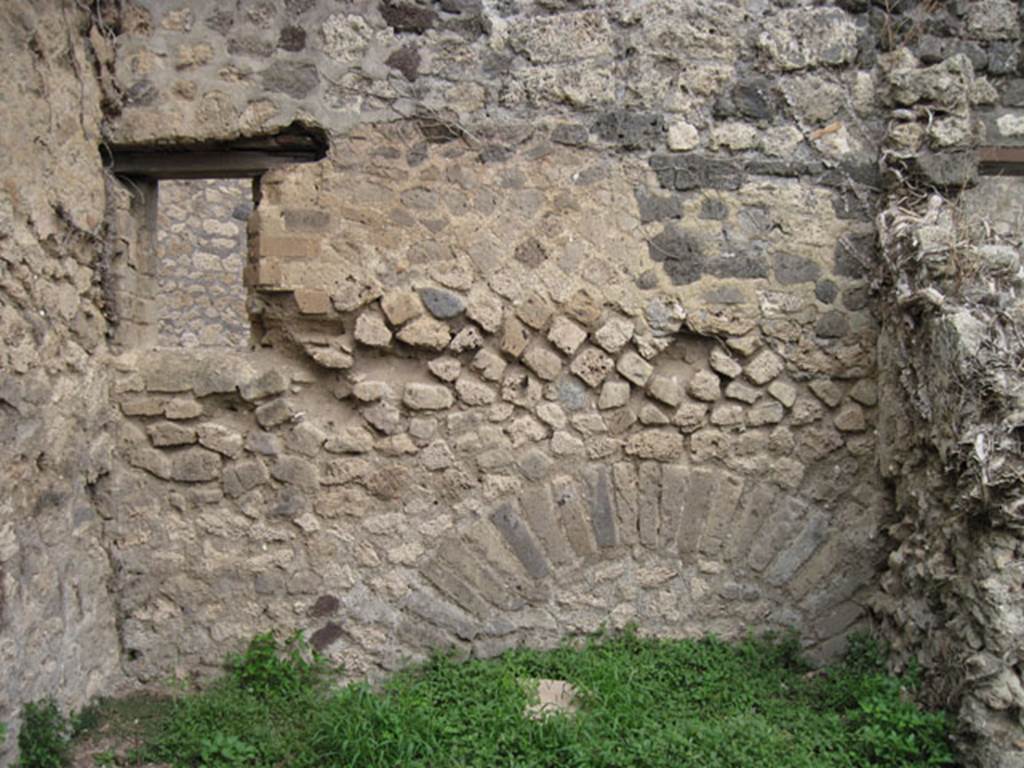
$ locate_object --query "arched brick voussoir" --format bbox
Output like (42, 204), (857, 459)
(581, 464), (619, 549)
(786, 496), (886, 605)
(490, 500), (551, 581)
(414, 462), (853, 654)
(421, 550), (506, 620)
(762, 508), (831, 589)
(613, 462), (688, 553)
(722, 481), (778, 565)
(745, 495), (818, 576)
(403, 581), (523, 643)
(550, 474), (600, 562)
(462, 516), (551, 606)
(518, 483), (576, 569)
(611, 462), (641, 548)
(424, 539), (529, 614)
(661, 465), (745, 566)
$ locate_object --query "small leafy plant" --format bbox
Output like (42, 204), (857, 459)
(198, 732), (258, 768)
(225, 630), (337, 700)
(17, 699), (70, 768)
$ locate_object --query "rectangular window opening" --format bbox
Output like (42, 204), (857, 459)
(103, 124), (327, 351)
(156, 178), (254, 348)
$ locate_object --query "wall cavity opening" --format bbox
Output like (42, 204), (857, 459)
(156, 179), (253, 348)
(103, 124), (327, 350)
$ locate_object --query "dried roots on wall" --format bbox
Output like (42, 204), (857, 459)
(872, 48), (1024, 768)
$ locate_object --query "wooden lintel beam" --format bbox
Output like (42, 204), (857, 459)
(979, 146), (1024, 176)
(110, 150), (320, 180)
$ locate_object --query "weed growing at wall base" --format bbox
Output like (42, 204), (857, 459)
(17, 699), (71, 768)
(76, 629), (953, 768)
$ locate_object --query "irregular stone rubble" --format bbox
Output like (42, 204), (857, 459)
(156, 179), (251, 348)
(5, 0), (1024, 766)
(873, 42), (1024, 768)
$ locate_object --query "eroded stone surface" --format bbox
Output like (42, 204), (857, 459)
(0, 1), (954, 762)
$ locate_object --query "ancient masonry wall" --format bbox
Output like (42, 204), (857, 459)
(870, 16), (1024, 768)
(155, 178), (252, 348)
(2, 1), (1024, 767)
(99, 0), (892, 686)
(0, 2), (122, 764)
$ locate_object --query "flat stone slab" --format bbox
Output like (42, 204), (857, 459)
(521, 678), (579, 719)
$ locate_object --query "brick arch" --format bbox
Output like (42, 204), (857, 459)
(400, 462), (857, 658)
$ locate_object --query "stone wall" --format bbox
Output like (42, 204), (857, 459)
(870, 10), (1024, 765)
(104, 126), (885, 680)
(0, 1), (122, 763)
(156, 178), (252, 348)
(2, 0), (1024, 766)
(99, 0), (888, 685)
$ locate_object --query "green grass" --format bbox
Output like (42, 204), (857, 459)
(72, 628), (952, 768)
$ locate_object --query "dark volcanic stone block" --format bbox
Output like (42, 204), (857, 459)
(594, 111), (665, 150)
(490, 501), (550, 580)
(586, 465), (618, 548)
(635, 188), (683, 224)
(773, 253), (822, 285)
(419, 287), (466, 319)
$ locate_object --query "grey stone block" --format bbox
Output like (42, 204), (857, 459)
(584, 465), (617, 548)
(419, 287), (466, 319)
(671, 155), (744, 192)
(717, 75), (778, 120)
(815, 279), (838, 304)
(170, 447), (221, 483)
(223, 459), (269, 497)
(637, 462), (661, 549)
(255, 397), (295, 428)
(270, 455), (319, 489)
(593, 111), (664, 150)
(551, 475), (598, 560)
(815, 310), (850, 338)
(551, 123), (589, 147)
(557, 375), (589, 411)
(261, 61), (320, 98)
(648, 223), (768, 285)
(765, 509), (830, 587)
(245, 430), (282, 456)
(833, 234), (873, 278)
(517, 448), (553, 482)
(773, 253), (821, 285)
(490, 501), (551, 580)
(240, 370), (289, 402)
(519, 484), (575, 567)
(634, 187), (682, 224)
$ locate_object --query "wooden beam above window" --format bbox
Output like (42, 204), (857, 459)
(103, 124), (328, 180)
(979, 146), (1024, 176)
